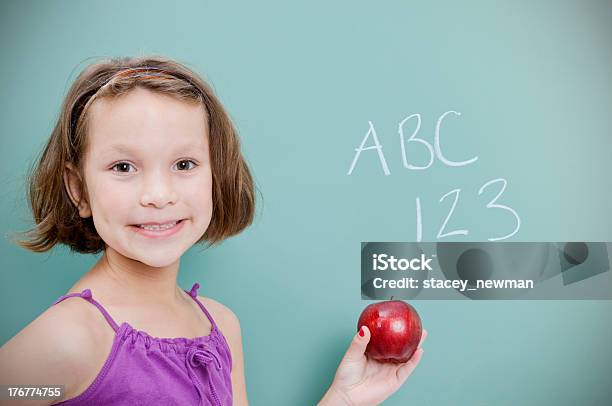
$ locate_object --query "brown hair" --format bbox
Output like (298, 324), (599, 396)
(12, 55), (257, 254)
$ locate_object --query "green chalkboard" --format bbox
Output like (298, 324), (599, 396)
(1, 1), (611, 405)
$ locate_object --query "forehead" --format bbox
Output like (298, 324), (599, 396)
(87, 87), (208, 154)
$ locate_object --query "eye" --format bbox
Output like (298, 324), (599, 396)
(109, 160), (198, 174)
(111, 162), (136, 173)
(175, 160), (198, 171)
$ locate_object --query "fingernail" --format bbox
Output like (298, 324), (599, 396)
(358, 326), (364, 337)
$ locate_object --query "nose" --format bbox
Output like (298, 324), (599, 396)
(139, 169), (178, 208)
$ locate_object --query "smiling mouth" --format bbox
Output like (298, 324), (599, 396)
(131, 219), (185, 231)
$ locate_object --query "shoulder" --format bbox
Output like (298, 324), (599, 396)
(0, 295), (115, 402)
(198, 295), (241, 334)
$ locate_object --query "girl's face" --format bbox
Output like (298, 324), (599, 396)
(65, 87), (213, 268)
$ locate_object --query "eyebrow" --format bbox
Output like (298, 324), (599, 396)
(103, 143), (204, 155)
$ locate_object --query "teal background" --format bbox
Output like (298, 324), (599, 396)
(1, 0), (611, 404)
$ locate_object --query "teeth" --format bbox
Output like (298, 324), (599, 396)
(138, 221), (178, 231)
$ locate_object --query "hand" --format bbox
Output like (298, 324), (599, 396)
(319, 326), (427, 406)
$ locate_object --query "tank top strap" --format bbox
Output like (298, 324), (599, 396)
(52, 288), (120, 332)
(184, 282), (219, 331)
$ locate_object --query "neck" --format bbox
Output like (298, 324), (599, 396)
(88, 246), (185, 306)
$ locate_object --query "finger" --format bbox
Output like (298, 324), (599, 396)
(395, 348), (424, 385)
(417, 329), (428, 349)
(343, 325), (371, 362)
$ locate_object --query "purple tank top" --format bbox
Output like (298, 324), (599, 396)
(50, 283), (233, 406)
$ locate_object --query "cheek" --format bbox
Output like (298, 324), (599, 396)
(88, 180), (134, 224)
(183, 171), (213, 220)
(195, 178), (213, 208)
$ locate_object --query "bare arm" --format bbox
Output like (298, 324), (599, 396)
(0, 302), (103, 405)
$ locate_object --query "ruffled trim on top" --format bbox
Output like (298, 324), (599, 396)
(118, 322), (223, 353)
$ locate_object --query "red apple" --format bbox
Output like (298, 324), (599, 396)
(357, 300), (422, 363)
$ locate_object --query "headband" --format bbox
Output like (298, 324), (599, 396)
(70, 66), (196, 138)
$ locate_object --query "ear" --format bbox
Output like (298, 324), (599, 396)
(64, 162), (92, 218)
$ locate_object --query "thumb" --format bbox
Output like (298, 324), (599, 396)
(343, 325), (371, 362)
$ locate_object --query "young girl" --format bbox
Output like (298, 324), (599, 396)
(0, 56), (426, 405)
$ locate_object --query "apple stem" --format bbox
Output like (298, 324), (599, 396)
(391, 296), (394, 300)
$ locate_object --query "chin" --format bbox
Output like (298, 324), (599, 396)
(115, 246), (183, 269)
(137, 256), (181, 269)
